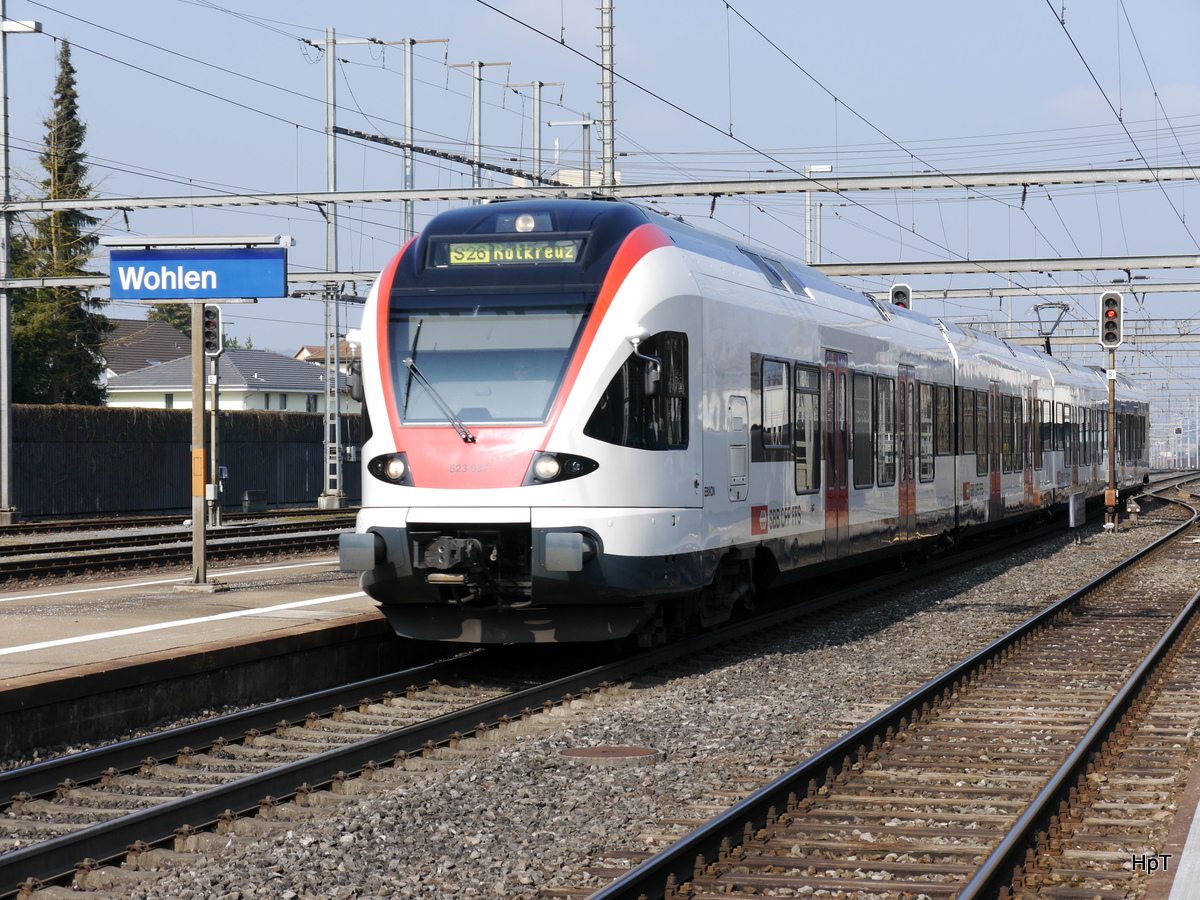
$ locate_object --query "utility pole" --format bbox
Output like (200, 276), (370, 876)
(507, 81), (563, 186)
(598, 0), (616, 188)
(322, 27), (342, 509)
(548, 114), (593, 187)
(401, 39), (449, 240)
(306, 28), (439, 506)
(404, 38), (414, 239)
(450, 60), (509, 198)
(0, 6), (41, 525)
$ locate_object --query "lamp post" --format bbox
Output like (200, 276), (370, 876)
(0, 5), (42, 525)
(803, 164), (831, 265)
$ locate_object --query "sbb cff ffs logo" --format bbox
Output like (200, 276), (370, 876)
(1098, 291), (1123, 349)
(202, 304), (223, 357)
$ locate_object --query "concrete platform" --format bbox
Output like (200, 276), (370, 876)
(0, 556), (375, 684)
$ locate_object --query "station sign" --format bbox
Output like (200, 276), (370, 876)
(109, 246), (287, 300)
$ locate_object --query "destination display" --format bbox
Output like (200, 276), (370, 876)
(442, 239), (581, 266)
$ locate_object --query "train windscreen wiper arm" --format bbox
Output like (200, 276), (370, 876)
(402, 357), (476, 443)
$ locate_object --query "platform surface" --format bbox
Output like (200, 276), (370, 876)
(0, 557), (375, 684)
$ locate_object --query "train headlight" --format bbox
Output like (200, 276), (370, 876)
(533, 455), (561, 480)
(368, 452), (413, 486)
(523, 451), (599, 485)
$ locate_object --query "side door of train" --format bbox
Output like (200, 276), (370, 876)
(897, 364), (917, 541)
(823, 350), (850, 559)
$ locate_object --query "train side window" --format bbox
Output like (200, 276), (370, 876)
(760, 358), (790, 451)
(918, 383), (935, 482)
(976, 391), (989, 476)
(584, 331), (689, 451)
(935, 385), (952, 455)
(876, 376), (896, 486)
(960, 389), (976, 455)
(742, 251), (788, 290)
(794, 364), (820, 493)
(1019, 398), (1028, 471)
(1041, 400), (1052, 452)
(1062, 404), (1073, 466)
(1034, 399), (1043, 470)
(1001, 395), (1014, 473)
(764, 256), (806, 293)
(852, 373), (874, 489)
(1082, 408), (1091, 466)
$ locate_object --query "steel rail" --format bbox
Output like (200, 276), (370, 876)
(1, 483), (1188, 895)
(0, 653), (484, 800)
(0, 507), (359, 536)
(586, 486), (1199, 900)
(0, 518), (354, 557)
(0, 529), (346, 580)
(0, 636), (730, 894)
(957, 578), (1200, 896)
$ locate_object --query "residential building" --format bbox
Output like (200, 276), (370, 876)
(106, 348), (360, 413)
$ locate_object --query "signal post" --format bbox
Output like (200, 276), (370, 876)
(1099, 291), (1124, 528)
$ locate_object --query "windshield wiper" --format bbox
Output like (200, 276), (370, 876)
(402, 357), (477, 443)
(402, 319), (423, 417)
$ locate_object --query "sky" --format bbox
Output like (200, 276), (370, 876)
(5, 0), (1200, 434)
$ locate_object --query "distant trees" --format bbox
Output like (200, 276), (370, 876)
(147, 305), (254, 349)
(10, 40), (111, 404)
(147, 303), (191, 336)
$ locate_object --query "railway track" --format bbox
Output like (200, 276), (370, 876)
(0, 515), (355, 582)
(0, 646), (654, 896)
(585, 485), (1200, 900)
(0, 485), (1193, 896)
(0, 507), (356, 537)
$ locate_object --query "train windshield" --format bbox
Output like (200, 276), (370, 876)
(389, 294), (590, 425)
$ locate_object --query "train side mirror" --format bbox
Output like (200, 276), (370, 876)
(347, 359), (364, 403)
(627, 333), (661, 397)
(643, 357), (662, 397)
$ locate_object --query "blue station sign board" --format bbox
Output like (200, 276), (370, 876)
(109, 246), (287, 300)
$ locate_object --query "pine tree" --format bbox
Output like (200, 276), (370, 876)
(147, 303), (192, 336)
(11, 40), (110, 405)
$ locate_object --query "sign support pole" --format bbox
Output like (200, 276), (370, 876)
(98, 234), (288, 592)
(189, 300), (209, 584)
(208, 353), (221, 527)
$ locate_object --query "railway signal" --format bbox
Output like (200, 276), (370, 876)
(889, 283), (912, 309)
(202, 304), (223, 356)
(1099, 291), (1123, 348)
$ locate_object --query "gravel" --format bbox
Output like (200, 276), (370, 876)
(89, 506), (1190, 898)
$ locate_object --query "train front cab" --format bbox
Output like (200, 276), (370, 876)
(345, 199), (723, 643)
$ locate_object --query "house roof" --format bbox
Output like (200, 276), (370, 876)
(294, 340), (359, 363)
(107, 349), (339, 393)
(102, 319), (190, 375)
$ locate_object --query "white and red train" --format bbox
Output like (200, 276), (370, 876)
(339, 198), (1149, 644)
